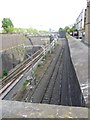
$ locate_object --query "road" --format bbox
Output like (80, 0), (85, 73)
(26, 38), (85, 107)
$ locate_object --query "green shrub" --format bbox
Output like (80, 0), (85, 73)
(43, 55), (46, 60)
(48, 50), (51, 54)
(37, 64), (41, 67)
(23, 80), (29, 86)
(3, 69), (8, 76)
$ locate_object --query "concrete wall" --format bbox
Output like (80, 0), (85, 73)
(1, 45), (26, 75)
(0, 34), (28, 77)
(0, 34), (50, 77)
(0, 33), (28, 51)
(67, 34), (88, 105)
(1, 100), (88, 119)
(85, 1), (90, 45)
(0, 34), (50, 51)
(24, 36), (50, 46)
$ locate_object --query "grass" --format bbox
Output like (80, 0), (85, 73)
(13, 80), (30, 101)
(23, 80), (30, 85)
(23, 80), (30, 88)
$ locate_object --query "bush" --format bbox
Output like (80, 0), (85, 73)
(48, 50), (51, 54)
(37, 64), (41, 67)
(3, 69), (8, 76)
(43, 55), (46, 60)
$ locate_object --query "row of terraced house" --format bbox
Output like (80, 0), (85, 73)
(74, 0), (90, 45)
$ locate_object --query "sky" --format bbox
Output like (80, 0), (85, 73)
(0, 0), (87, 31)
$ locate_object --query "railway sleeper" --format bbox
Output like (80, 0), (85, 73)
(28, 46), (63, 103)
(41, 49), (64, 104)
(50, 64), (63, 105)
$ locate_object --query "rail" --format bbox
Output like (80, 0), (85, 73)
(0, 40), (56, 99)
(0, 50), (44, 99)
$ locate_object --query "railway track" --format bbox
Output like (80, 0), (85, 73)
(24, 41), (64, 102)
(0, 39), (56, 100)
(0, 48), (43, 88)
(25, 39), (85, 107)
(0, 48), (44, 99)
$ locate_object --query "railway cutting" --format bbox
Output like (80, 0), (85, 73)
(0, 37), (86, 107)
(23, 38), (85, 107)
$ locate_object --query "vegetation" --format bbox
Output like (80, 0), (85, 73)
(37, 64), (41, 67)
(23, 80), (30, 87)
(59, 27), (64, 32)
(14, 80), (30, 101)
(14, 27), (39, 34)
(2, 18), (14, 33)
(64, 26), (70, 32)
(1, 18), (49, 35)
(3, 69), (8, 77)
(22, 80), (30, 91)
(59, 26), (77, 34)
(59, 25), (77, 33)
(14, 28), (49, 35)
(42, 55), (47, 60)
(69, 26), (77, 32)
(39, 30), (49, 34)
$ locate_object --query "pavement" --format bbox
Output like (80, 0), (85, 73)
(67, 34), (89, 105)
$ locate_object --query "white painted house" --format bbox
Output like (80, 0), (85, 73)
(75, 8), (86, 39)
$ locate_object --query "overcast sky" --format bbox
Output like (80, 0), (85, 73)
(0, 0), (87, 31)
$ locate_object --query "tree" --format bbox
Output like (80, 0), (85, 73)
(14, 28), (26, 33)
(64, 26), (70, 32)
(2, 18), (14, 33)
(70, 26), (77, 32)
(59, 28), (64, 32)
